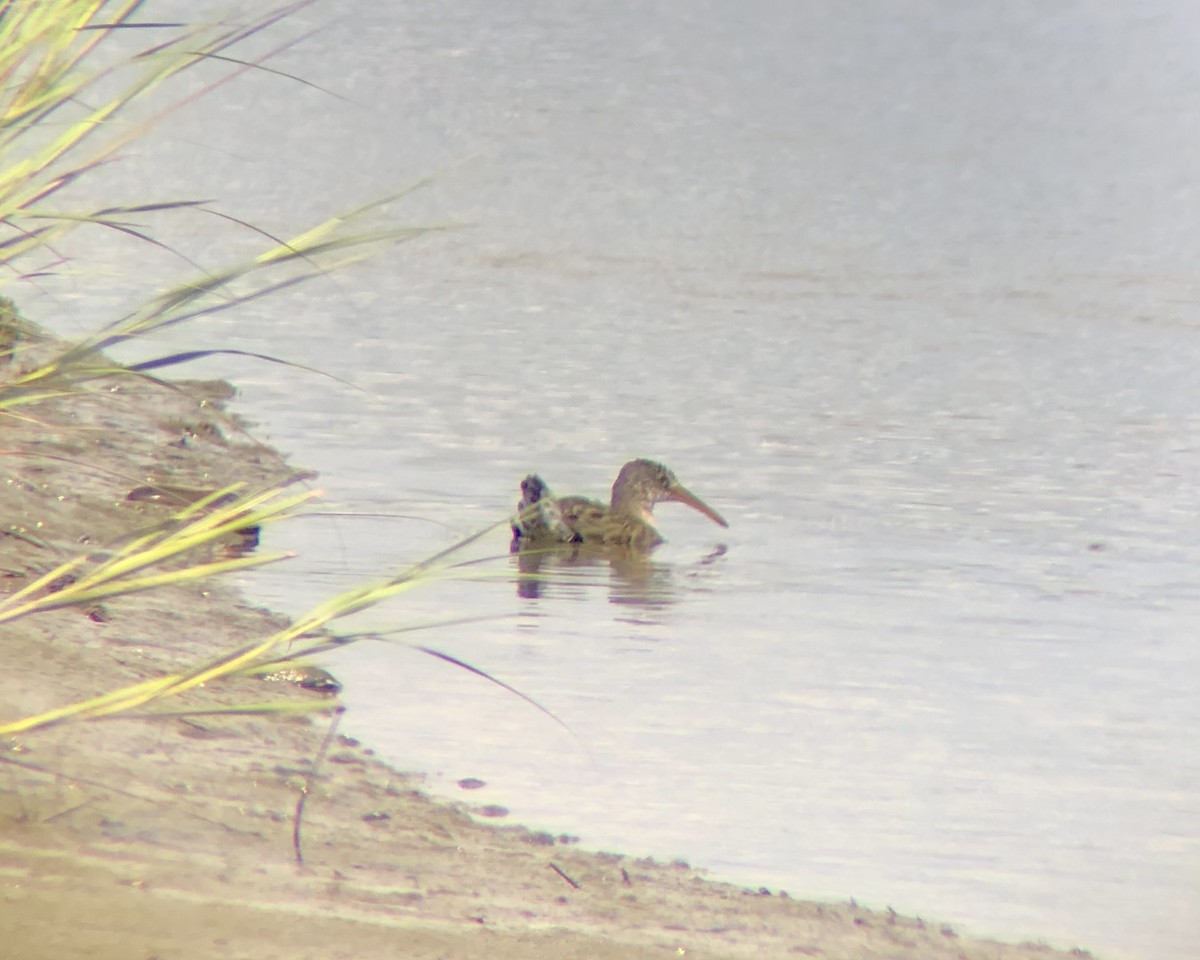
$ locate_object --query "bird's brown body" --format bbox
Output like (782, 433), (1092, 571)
(511, 459), (727, 551)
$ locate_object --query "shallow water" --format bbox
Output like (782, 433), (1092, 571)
(25, 2), (1200, 958)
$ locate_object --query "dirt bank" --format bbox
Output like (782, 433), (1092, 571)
(0, 322), (1096, 959)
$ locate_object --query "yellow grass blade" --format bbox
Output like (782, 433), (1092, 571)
(0, 514), (511, 736)
(0, 674), (177, 736)
(0, 554), (88, 609)
(0, 483), (317, 624)
(26, 551), (294, 611)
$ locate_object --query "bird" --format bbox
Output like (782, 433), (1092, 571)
(511, 473), (578, 543)
(511, 459), (728, 551)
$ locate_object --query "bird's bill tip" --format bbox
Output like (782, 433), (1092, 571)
(668, 485), (729, 528)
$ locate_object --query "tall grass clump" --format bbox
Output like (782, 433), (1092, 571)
(1, 1), (437, 408)
(0, 2), (486, 736)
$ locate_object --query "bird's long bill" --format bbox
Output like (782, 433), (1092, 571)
(668, 484), (729, 528)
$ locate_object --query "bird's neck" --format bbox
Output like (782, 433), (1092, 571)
(610, 486), (655, 521)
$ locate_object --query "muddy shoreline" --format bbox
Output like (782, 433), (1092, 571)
(0, 324), (1095, 959)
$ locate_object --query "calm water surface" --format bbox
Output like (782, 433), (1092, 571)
(28, 3), (1200, 958)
